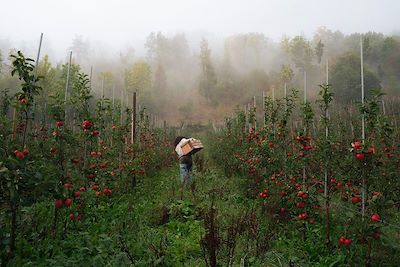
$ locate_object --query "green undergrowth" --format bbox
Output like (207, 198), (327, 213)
(4, 163), (254, 266)
(5, 159), (400, 266)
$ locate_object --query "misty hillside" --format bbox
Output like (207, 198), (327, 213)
(1, 28), (400, 125)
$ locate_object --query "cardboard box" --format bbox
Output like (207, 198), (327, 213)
(181, 139), (204, 156)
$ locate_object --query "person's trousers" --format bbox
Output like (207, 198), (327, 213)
(179, 163), (193, 184)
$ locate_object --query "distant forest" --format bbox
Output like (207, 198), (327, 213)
(1, 27), (400, 124)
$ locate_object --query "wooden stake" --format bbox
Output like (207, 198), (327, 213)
(262, 91), (266, 128)
(382, 100), (386, 115)
(33, 33), (43, 84)
(64, 51), (72, 123)
(163, 120), (167, 142)
(31, 33), (43, 132)
(120, 90), (124, 125)
(112, 85), (115, 108)
(12, 108), (17, 140)
(131, 92), (136, 144)
(326, 58), (329, 84)
(304, 70), (307, 104)
(64, 51), (72, 103)
(247, 103), (251, 132)
(360, 37), (366, 219)
(253, 96), (256, 130)
(89, 66), (93, 91)
(101, 74), (105, 99)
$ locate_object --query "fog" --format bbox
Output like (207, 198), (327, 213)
(1, 0), (400, 124)
(1, 0), (399, 60)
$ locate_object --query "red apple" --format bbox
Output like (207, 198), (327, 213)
(356, 153), (364, 161)
(65, 198), (72, 207)
(14, 150), (25, 159)
(55, 199), (63, 209)
(368, 146), (375, 154)
(297, 202), (306, 208)
(64, 183), (73, 189)
(297, 191), (305, 197)
(353, 141), (361, 150)
(268, 142), (274, 148)
(82, 120), (92, 129)
(298, 213), (307, 220)
(56, 121), (64, 127)
(371, 213), (381, 222)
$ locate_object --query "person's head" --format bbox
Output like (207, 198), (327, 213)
(173, 136), (186, 147)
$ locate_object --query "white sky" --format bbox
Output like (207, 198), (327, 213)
(1, 0), (399, 60)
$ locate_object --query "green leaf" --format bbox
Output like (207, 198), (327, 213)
(345, 211), (354, 218)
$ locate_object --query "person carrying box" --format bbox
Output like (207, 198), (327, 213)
(173, 136), (203, 186)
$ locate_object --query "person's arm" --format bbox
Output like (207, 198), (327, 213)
(175, 138), (189, 157)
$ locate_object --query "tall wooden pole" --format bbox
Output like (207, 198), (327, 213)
(12, 108), (17, 140)
(283, 83), (287, 180)
(112, 85), (115, 107)
(111, 85), (115, 124)
(32, 33), (43, 128)
(303, 70), (307, 190)
(326, 58), (329, 85)
(33, 33), (43, 84)
(262, 91), (266, 128)
(324, 59), (329, 201)
(101, 74), (105, 99)
(284, 82), (287, 113)
(272, 87), (276, 137)
(272, 87), (275, 103)
(89, 66), (93, 91)
(304, 70), (307, 105)
(253, 96), (256, 130)
(324, 59), (331, 246)
(120, 90), (124, 125)
(247, 103), (251, 132)
(360, 37), (366, 219)
(64, 51), (72, 103)
(131, 92), (136, 144)
(284, 83), (287, 98)
(361, 39), (365, 142)
(163, 120), (167, 142)
(64, 51), (72, 123)
(244, 104), (248, 133)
